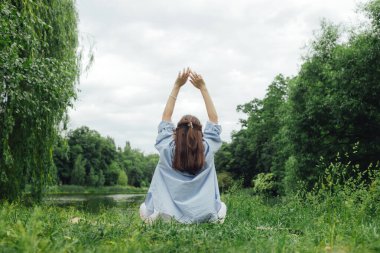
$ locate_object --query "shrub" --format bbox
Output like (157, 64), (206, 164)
(217, 172), (234, 192)
(252, 173), (277, 196)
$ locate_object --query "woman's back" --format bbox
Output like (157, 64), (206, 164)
(139, 68), (227, 224)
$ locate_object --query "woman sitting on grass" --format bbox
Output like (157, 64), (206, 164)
(139, 67), (227, 224)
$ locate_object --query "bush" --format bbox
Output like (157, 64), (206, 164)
(312, 157), (380, 218)
(217, 172), (234, 192)
(252, 173), (277, 196)
(365, 167), (380, 217)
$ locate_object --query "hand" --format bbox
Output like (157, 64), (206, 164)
(175, 67), (190, 88)
(189, 70), (206, 90)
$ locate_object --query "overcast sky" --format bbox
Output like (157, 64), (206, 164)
(69, 0), (362, 154)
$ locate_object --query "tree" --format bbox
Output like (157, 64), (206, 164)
(118, 145), (158, 187)
(53, 126), (158, 187)
(105, 161), (122, 186)
(117, 170), (128, 186)
(216, 75), (289, 187)
(71, 155), (86, 185)
(287, 6), (380, 189)
(215, 0), (380, 194)
(53, 135), (71, 185)
(0, 0), (81, 201)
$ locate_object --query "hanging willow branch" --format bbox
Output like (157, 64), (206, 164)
(0, 0), (81, 201)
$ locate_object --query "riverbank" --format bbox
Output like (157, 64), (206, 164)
(46, 185), (147, 195)
(1, 188), (379, 252)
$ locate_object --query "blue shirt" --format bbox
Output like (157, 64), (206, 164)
(143, 120), (223, 224)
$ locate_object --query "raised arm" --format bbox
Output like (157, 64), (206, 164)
(189, 71), (218, 123)
(162, 67), (190, 121)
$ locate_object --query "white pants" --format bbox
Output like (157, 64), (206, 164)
(139, 202), (227, 224)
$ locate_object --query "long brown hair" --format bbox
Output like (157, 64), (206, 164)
(173, 115), (205, 175)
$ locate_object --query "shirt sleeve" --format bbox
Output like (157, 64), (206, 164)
(203, 121), (222, 156)
(155, 120), (175, 153)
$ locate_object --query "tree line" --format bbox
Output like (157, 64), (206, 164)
(215, 0), (380, 195)
(53, 126), (158, 188)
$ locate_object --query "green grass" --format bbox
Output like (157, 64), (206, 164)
(45, 185), (147, 195)
(1, 186), (379, 253)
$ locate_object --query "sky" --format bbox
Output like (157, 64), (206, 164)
(69, 0), (363, 154)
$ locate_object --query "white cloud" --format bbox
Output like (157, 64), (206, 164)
(69, 0), (362, 153)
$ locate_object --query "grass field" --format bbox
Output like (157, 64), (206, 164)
(1, 183), (379, 253)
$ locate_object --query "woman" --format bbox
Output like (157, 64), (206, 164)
(139, 67), (227, 224)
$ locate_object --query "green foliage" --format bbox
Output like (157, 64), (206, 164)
(120, 142), (158, 187)
(0, 0), (80, 201)
(98, 170), (105, 187)
(105, 162), (121, 186)
(53, 126), (158, 188)
(364, 0), (380, 30)
(216, 74), (289, 187)
(283, 156), (300, 195)
(314, 151), (380, 206)
(214, 142), (233, 173)
(305, 158), (380, 228)
(2, 159), (380, 251)
(86, 167), (104, 187)
(53, 136), (71, 184)
(217, 171), (234, 192)
(252, 173), (277, 196)
(70, 155), (86, 185)
(1, 174), (380, 252)
(117, 170), (128, 186)
(287, 6), (380, 188)
(215, 0), (380, 194)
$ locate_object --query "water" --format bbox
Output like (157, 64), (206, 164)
(44, 193), (146, 212)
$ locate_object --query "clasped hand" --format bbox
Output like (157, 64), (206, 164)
(175, 67), (205, 90)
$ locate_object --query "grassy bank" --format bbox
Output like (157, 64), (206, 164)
(45, 185), (147, 195)
(1, 186), (379, 252)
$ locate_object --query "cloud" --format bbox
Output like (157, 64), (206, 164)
(69, 0), (361, 153)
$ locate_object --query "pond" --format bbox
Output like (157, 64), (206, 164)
(44, 193), (146, 212)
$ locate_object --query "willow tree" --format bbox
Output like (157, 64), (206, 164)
(0, 0), (81, 201)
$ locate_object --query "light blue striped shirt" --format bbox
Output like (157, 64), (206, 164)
(143, 120), (223, 223)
